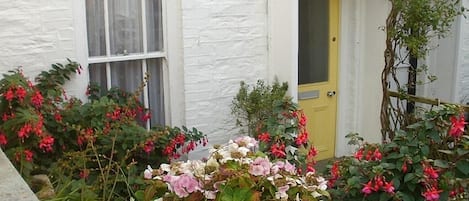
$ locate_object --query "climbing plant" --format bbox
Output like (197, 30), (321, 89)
(380, 0), (464, 141)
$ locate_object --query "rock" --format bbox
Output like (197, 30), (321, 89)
(30, 174), (55, 200)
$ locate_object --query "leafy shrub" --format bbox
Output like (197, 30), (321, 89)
(231, 80), (318, 171)
(325, 105), (469, 201)
(0, 60), (206, 200)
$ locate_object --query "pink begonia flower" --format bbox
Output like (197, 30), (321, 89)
(234, 136), (258, 149)
(283, 160), (296, 174)
(204, 190), (217, 199)
(275, 185), (290, 200)
(163, 173), (201, 198)
(144, 165), (153, 179)
(249, 157), (272, 176)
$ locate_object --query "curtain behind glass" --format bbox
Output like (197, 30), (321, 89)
(146, 0), (164, 52)
(86, 0), (106, 57)
(110, 60), (144, 102)
(147, 59), (165, 126)
(89, 63), (107, 94)
(109, 0), (143, 55)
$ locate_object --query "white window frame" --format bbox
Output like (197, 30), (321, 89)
(72, 0), (186, 126)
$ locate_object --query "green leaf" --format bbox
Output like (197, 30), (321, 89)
(404, 173), (416, 183)
(456, 160), (469, 175)
(438, 150), (454, 155)
(433, 159), (449, 168)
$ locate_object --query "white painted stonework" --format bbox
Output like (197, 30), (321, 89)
(0, 0), (465, 160)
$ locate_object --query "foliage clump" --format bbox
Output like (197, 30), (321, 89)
(0, 60), (206, 200)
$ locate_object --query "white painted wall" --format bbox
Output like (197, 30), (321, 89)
(455, 0), (469, 104)
(0, 0), (87, 99)
(181, 0), (269, 158)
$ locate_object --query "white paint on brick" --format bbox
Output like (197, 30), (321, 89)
(455, 0), (469, 104)
(0, 0), (87, 99)
(182, 0), (268, 159)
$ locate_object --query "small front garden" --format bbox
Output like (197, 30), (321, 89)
(0, 63), (469, 201)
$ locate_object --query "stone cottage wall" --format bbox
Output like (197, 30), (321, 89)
(181, 0), (269, 158)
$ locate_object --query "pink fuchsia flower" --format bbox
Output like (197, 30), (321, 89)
(299, 112), (307, 126)
(373, 148), (382, 161)
(249, 157), (272, 176)
(0, 133), (7, 146)
(39, 135), (54, 152)
(383, 181), (395, 194)
(354, 148), (364, 160)
(423, 165), (439, 179)
(450, 115), (466, 138)
(422, 187), (442, 201)
(362, 181), (374, 195)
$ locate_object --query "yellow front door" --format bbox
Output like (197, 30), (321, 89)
(298, 0), (339, 161)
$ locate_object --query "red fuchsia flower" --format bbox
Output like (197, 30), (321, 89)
(23, 149), (33, 162)
(31, 90), (43, 108)
(0, 133), (7, 146)
(354, 148), (364, 160)
(423, 164), (439, 179)
(4, 88), (14, 101)
(143, 140), (155, 154)
(328, 161), (340, 187)
(373, 148), (382, 161)
(18, 123), (33, 139)
(362, 181), (374, 195)
(299, 112), (307, 127)
(422, 187), (442, 201)
(39, 135), (55, 152)
(383, 181), (395, 194)
(79, 169), (90, 180)
(174, 134), (186, 145)
(295, 131), (308, 145)
(54, 112), (62, 122)
(308, 146), (318, 158)
(141, 112), (151, 122)
(257, 132), (271, 142)
(449, 114), (466, 138)
(15, 86), (27, 101)
(270, 142), (286, 158)
(402, 161), (408, 173)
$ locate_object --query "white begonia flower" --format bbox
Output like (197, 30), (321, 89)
(160, 164), (171, 172)
(311, 191), (323, 198)
(144, 165), (153, 179)
(154, 198), (163, 201)
(237, 147), (250, 156)
(206, 157), (219, 169)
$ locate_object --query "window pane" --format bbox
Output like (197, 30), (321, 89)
(146, 0), (164, 52)
(298, 0), (329, 84)
(89, 63), (107, 93)
(147, 59), (165, 126)
(86, 0), (106, 57)
(109, 0), (143, 55)
(110, 60), (143, 102)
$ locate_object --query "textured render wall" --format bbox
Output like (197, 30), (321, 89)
(0, 1), (75, 77)
(0, 0), (86, 98)
(181, 0), (269, 158)
(456, 0), (469, 103)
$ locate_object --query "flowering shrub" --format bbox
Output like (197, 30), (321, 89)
(232, 80), (318, 172)
(142, 136), (329, 201)
(0, 61), (206, 200)
(325, 105), (469, 201)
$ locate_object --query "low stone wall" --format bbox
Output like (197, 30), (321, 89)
(0, 150), (38, 201)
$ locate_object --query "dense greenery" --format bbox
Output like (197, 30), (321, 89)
(0, 60), (206, 200)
